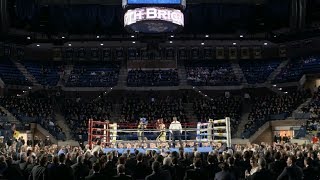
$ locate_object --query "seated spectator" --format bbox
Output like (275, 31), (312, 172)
(127, 69), (179, 87)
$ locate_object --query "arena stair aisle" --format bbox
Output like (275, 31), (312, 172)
(266, 59), (290, 83)
(57, 64), (74, 86)
(177, 60), (187, 86)
(12, 60), (41, 86)
(0, 78), (4, 88)
(183, 103), (198, 122)
(231, 61), (247, 84)
(234, 99), (252, 138)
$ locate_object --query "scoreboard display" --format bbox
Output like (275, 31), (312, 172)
(123, 0), (186, 33)
(127, 0), (181, 5)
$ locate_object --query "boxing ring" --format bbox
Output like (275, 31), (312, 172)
(88, 118), (231, 153)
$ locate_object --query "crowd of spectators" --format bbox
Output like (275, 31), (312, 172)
(66, 62), (120, 87)
(1, 137), (320, 180)
(273, 56), (320, 83)
(0, 95), (65, 140)
(302, 86), (320, 132)
(242, 90), (309, 138)
(63, 98), (113, 141)
(127, 69), (179, 87)
(0, 59), (32, 86)
(22, 61), (64, 86)
(120, 95), (186, 124)
(239, 60), (280, 84)
(186, 61), (239, 86)
(192, 95), (242, 136)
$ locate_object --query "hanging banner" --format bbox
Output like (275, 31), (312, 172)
(178, 47), (187, 60)
(77, 48), (86, 61)
(141, 48), (149, 60)
(65, 48), (74, 61)
(204, 47), (213, 60)
(52, 48), (62, 61)
(191, 47), (199, 60)
(253, 46), (262, 59)
(229, 47), (237, 60)
(165, 47), (174, 60)
(240, 47), (250, 59)
(91, 48), (100, 61)
(279, 45), (287, 58)
(115, 48), (124, 60)
(102, 48), (112, 61)
(128, 47), (137, 60)
(216, 47), (224, 59)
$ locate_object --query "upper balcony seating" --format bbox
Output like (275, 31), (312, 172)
(273, 56), (320, 83)
(22, 61), (63, 86)
(0, 58), (32, 86)
(66, 62), (120, 87)
(239, 59), (281, 84)
(127, 69), (179, 87)
(186, 60), (239, 86)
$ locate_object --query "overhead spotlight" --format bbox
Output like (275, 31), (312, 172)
(62, 36), (65, 39)
(170, 35), (174, 38)
(131, 35), (135, 38)
(240, 35), (243, 38)
(96, 35), (100, 38)
(205, 35), (209, 38)
(192, 87), (195, 89)
(278, 88), (282, 91)
(111, 87), (113, 90)
(36, 44), (40, 47)
(272, 84), (277, 87)
(198, 91), (201, 93)
(132, 41), (136, 44)
(264, 42), (268, 45)
(201, 42), (205, 45)
(211, 99), (213, 101)
(68, 44), (72, 46)
(274, 35), (277, 38)
(233, 42), (236, 45)
(204, 95), (207, 97)
(28, 87), (32, 89)
(284, 91), (288, 94)
(169, 41), (173, 44)
(100, 43), (104, 46)
(27, 36), (31, 40)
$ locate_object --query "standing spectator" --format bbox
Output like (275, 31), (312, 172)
(277, 155), (303, 180)
(247, 158), (271, 180)
(113, 164), (132, 180)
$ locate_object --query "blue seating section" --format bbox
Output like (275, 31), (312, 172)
(186, 61), (239, 86)
(239, 59), (281, 84)
(127, 69), (179, 87)
(273, 56), (320, 83)
(0, 96), (65, 140)
(23, 61), (63, 86)
(0, 59), (32, 86)
(66, 62), (120, 87)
